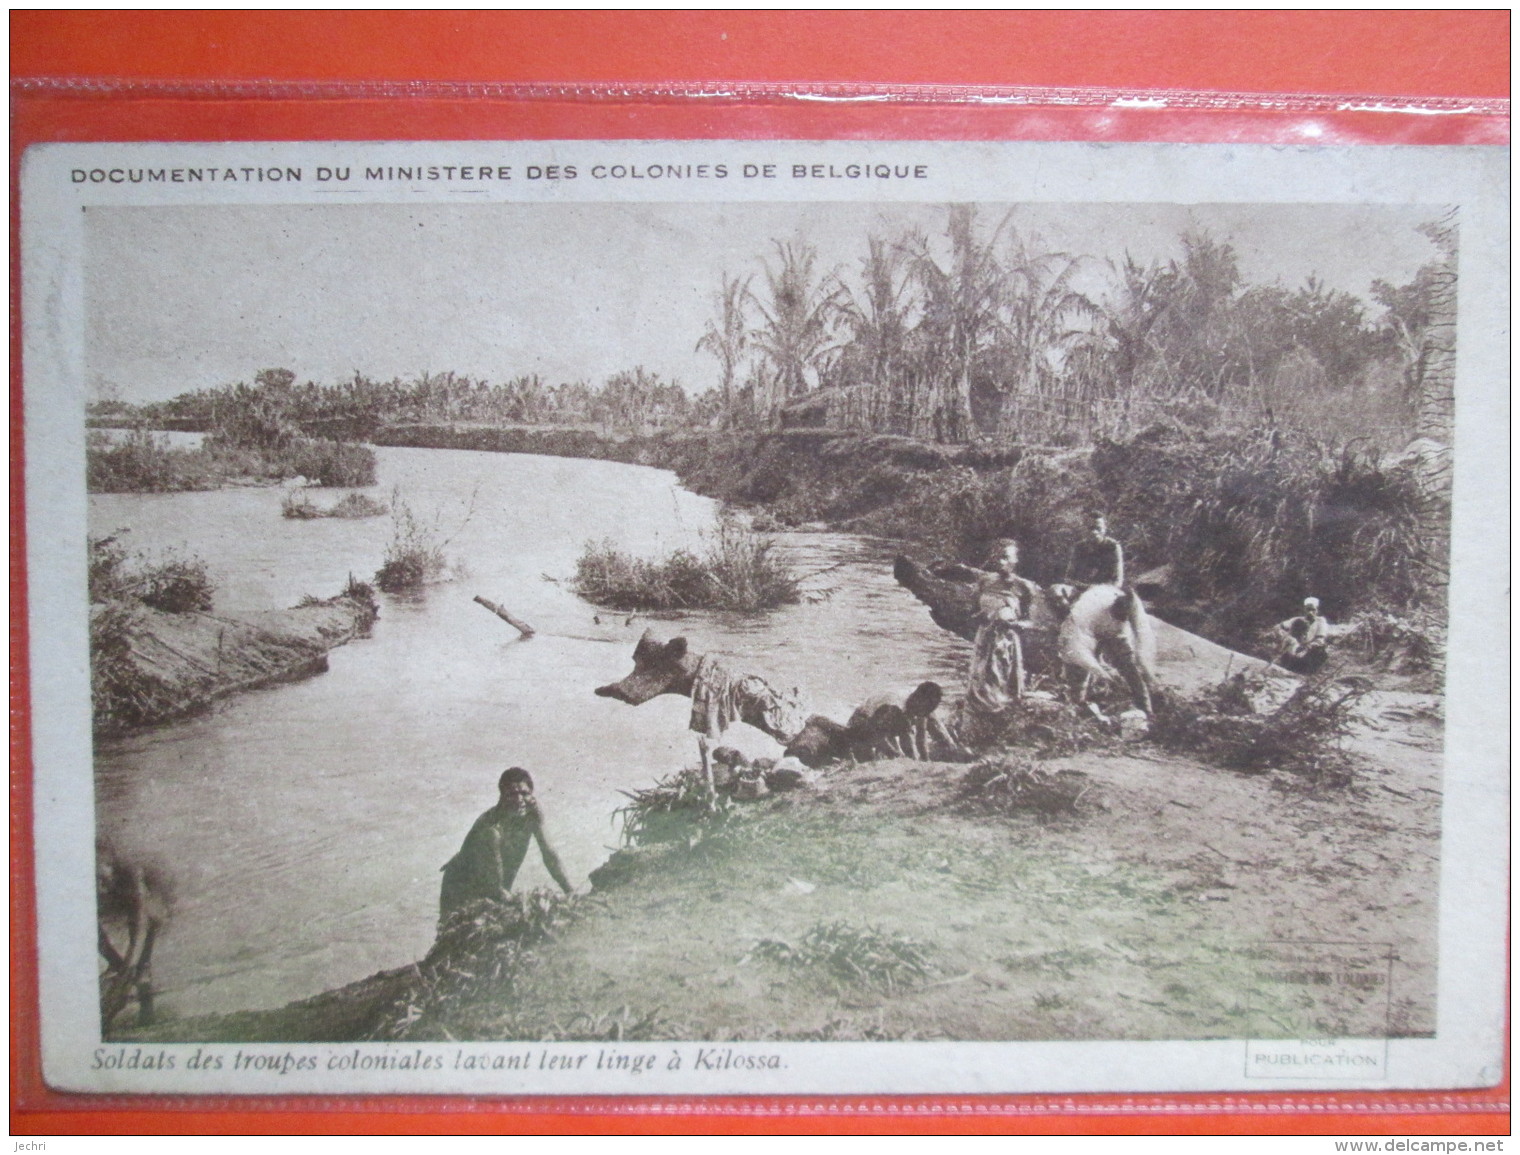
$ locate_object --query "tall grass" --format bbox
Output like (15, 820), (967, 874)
(86, 426), (376, 493)
(373, 486), (476, 592)
(574, 514), (800, 612)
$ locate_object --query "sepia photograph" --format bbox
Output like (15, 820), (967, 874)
(22, 140), (1506, 1095)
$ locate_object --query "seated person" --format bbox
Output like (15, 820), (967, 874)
(439, 767), (572, 922)
(1276, 596), (1330, 674)
(1064, 511), (1125, 591)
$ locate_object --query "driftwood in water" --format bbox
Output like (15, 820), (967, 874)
(473, 595), (536, 638)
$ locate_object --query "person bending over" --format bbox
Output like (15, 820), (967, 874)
(439, 767), (573, 921)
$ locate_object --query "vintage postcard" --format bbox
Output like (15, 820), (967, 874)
(20, 139), (1506, 1095)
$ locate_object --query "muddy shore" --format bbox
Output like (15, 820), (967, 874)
(92, 588), (379, 735)
(120, 688), (1440, 1044)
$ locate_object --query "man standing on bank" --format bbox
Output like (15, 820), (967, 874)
(1065, 510), (1125, 591)
(439, 767), (573, 921)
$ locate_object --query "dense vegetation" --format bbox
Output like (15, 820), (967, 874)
(91, 212), (1454, 455)
(698, 210), (1456, 451)
(88, 535), (218, 729)
(88, 368), (377, 493)
(88, 209), (1454, 647)
(95, 365), (713, 442)
(574, 514), (801, 613)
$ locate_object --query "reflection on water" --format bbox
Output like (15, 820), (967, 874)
(92, 446), (966, 1017)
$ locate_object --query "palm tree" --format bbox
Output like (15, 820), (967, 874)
(750, 240), (843, 419)
(695, 272), (752, 425)
(834, 234), (918, 432)
(908, 207), (1009, 442)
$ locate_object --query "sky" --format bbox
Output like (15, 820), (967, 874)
(85, 200), (1444, 405)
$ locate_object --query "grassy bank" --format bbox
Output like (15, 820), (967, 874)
(88, 535), (379, 733)
(88, 427), (377, 493)
(122, 697), (1441, 1044)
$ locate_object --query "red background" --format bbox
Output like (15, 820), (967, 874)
(10, 9), (1509, 1137)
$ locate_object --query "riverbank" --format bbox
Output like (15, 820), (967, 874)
(91, 585), (379, 735)
(119, 687), (1441, 1043)
(374, 421), (1446, 665)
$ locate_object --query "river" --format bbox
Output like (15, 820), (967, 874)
(91, 445), (968, 1018)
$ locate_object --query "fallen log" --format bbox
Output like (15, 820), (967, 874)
(473, 595), (536, 638)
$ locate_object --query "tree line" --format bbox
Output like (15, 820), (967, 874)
(91, 208), (1455, 452)
(697, 208), (1456, 448)
(95, 366), (718, 439)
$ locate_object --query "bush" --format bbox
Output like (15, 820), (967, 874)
(573, 513), (800, 612)
(137, 553), (215, 613)
(288, 438), (378, 487)
(88, 534), (134, 602)
(374, 488), (454, 592)
(280, 491), (321, 519)
(960, 756), (1098, 820)
(615, 767), (730, 847)
(86, 429), (219, 493)
(1150, 674), (1370, 787)
(328, 492), (388, 518)
(86, 425), (376, 493)
(751, 921), (937, 993)
(88, 535), (215, 613)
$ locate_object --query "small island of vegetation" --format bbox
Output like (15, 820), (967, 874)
(573, 515), (801, 613)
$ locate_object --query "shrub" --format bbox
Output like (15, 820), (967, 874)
(282, 490), (388, 520)
(88, 534), (134, 602)
(280, 491), (321, 519)
(960, 756), (1098, 820)
(328, 492), (388, 518)
(88, 536), (215, 613)
(136, 553), (215, 613)
(369, 890), (580, 1041)
(573, 513), (800, 612)
(1151, 674), (1370, 786)
(374, 488), (460, 591)
(751, 921), (937, 993)
(615, 767), (730, 847)
(288, 438), (378, 487)
(86, 424), (376, 493)
(86, 429), (219, 493)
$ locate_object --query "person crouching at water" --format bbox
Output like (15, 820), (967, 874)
(439, 767), (573, 921)
(966, 539), (1042, 714)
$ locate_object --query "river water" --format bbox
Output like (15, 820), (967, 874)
(91, 446), (968, 1018)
